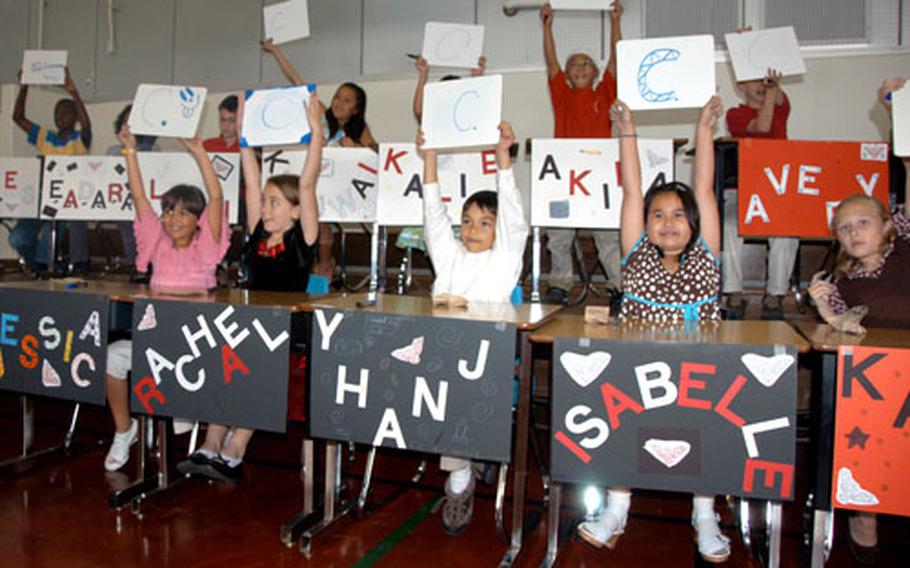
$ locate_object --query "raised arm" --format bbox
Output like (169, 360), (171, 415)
(606, 1), (623, 79)
(748, 69), (782, 134)
(179, 137), (223, 240)
(417, 129), (456, 262)
(299, 92), (324, 246)
(118, 125), (152, 218)
(237, 96), (262, 234)
(12, 72), (35, 135)
(540, 4), (560, 79)
(412, 56), (430, 124)
(612, 100), (643, 256)
(64, 67), (92, 148)
(694, 96), (723, 256)
(261, 38), (305, 86)
(493, 122), (529, 254)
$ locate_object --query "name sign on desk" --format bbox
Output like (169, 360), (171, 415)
(309, 308), (517, 462)
(551, 338), (797, 500)
(531, 138), (673, 229)
(39, 153), (241, 224)
(377, 144), (498, 226)
(832, 346), (910, 517)
(0, 158), (41, 219)
(737, 139), (890, 238)
(0, 288), (108, 405)
(130, 299), (291, 433)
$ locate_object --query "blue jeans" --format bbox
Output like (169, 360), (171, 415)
(8, 219), (89, 266)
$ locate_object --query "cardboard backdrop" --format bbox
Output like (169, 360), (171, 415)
(832, 346), (910, 517)
(130, 299), (291, 433)
(309, 308), (517, 462)
(377, 143), (498, 226)
(261, 147), (377, 223)
(0, 158), (41, 219)
(0, 288), (108, 405)
(737, 139), (891, 238)
(551, 338), (797, 500)
(531, 138), (674, 228)
(39, 153), (240, 223)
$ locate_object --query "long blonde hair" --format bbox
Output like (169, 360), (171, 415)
(832, 195), (894, 278)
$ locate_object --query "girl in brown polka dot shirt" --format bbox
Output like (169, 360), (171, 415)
(578, 97), (731, 563)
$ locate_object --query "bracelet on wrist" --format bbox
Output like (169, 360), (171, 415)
(122, 147), (136, 156)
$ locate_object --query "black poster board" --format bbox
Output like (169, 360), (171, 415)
(130, 299), (291, 433)
(0, 288), (108, 405)
(309, 308), (517, 463)
(551, 338), (797, 501)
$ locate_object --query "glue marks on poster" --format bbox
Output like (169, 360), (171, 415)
(0, 288), (108, 405)
(130, 299), (292, 433)
(309, 309), (517, 462)
(551, 339), (797, 500)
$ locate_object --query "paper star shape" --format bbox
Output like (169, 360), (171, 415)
(845, 426), (870, 450)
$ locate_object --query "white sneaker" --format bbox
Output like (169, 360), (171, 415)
(693, 513), (731, 563)
(105, 419), (138, 472)
(578, 508), (626, 549)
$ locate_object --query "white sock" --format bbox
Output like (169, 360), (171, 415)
(195, 448), (218, 460)
(606, 489), (631, 521)
(692, 495), (716, 521)
(448, 466), (471, 495)
(219, 452), (242, 468)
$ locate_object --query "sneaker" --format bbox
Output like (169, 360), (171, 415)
(692, 513), (731, 563)
(442, 473), (475, 535)
(104, 419), (138, 472)
(761, 295), (785, 321)
(724, 294), (747, 320)
(578, 508), (626, 549)
(472, 461), (496, 486)
(544, 287), (569, 305)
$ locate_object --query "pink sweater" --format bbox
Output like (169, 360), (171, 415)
(134, 207), (230, 290)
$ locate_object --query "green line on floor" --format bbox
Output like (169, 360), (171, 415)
(352, 496), (441, 568)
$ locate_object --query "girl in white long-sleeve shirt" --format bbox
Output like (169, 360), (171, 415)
(418, 122), (529, 535)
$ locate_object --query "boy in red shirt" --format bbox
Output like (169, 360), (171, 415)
(723, 68), (797, 320)
(540, 1), (623, 305)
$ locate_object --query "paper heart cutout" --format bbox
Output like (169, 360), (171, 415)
(42, 359), (62, 388)
(836, 467), (879, 506)
(137, 304), (157, 331)
(560, 351), (611, 388)
(391, 336), (424, 365)
(88, 161), (103, 171)
(741, 353), (795, 387)
(643, 438), (691, 468)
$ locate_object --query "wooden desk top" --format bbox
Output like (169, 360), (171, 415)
(306, 293), (563, 331)
(530, 315), (810, 353)
(793, 321), (910, 353)
(0, 280), (321, 312)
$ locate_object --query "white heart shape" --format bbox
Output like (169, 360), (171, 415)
(643, 438), (691, 468)
(560, 351), (611, 388)
(42, 359), (62, 388)
(137, 304), (157, 331)
(391, 336), (424, 365)
(741, 353), (795, 387)
(836, 467), (879, 506)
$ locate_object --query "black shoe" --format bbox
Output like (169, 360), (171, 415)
(472, 462), (496, 486)
(176, 450), (213, 476)
(725, 294), (747, 320)
(608, 289), (624, 316)
(848, 536), (878, 566)
(202, 456), (243, 483)
(544, 287), (569, 305)
(761, 295), (785, 321)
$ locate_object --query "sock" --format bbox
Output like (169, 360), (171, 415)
(219, 452), (242, 468)
(195, 448), (218, 460)
(448, 466), (471, 495)
(692, 495), (716, 521)
(606, 489), (631, 522)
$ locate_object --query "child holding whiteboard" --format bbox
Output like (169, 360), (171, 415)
(103, 129), (230, 472)
(172, 92), (324, 482)
(576, 97), (731, 563)
(540, 1), (624, 306)
(417, 122), (529, 534)
(723, 57), (796, 320)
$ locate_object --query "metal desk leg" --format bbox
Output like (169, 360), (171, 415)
(532, 227), (541, 303)
(768, 502), (782, 568)
(0, 398), (82, 475)
(357, 447), (377, 513)
(22, 395), (33, 455)
(301, 441), (354, 558)
(280, 437), (318, 546)
(740, 498), (752, 548)
(810, 352), (838, 568)
(541, 483), (562, 568)
(499, 331), (533, 567)
(108, 416), (183, 512)
(495, 464), (509, 542)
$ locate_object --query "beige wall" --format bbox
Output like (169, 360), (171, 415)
(1, 49), (908, 258)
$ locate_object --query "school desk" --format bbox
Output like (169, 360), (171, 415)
(294, 293), (562, 564)
(793, 321), (910, 568)
(530, 315), (809, 568)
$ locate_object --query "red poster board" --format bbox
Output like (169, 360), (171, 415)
(832, 346), (910, 517)
(737, 139), (890, 238)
